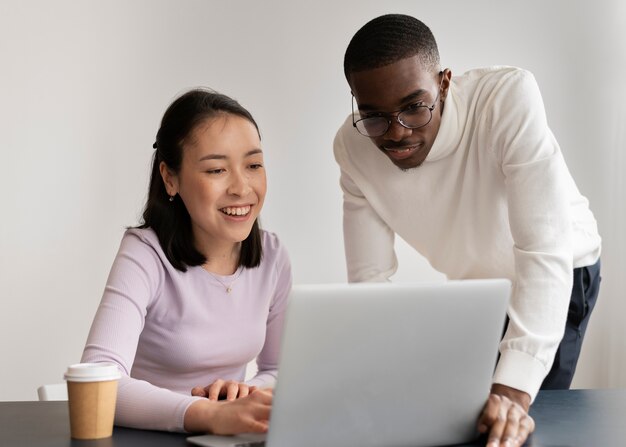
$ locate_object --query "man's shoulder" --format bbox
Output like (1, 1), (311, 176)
(458, 66), (529, 80)
(335, 112), (357, 141)
(333, 112), (378, 166)
(453, 66), (542, 119)
(454, 66), (536, 94)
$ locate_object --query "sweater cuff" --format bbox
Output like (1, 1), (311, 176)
(178, 396), (205, 433)
(245, 372), (277, 389)
(492, 350), (549, 403)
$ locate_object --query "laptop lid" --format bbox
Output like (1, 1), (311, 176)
(188, 279), (510, 447)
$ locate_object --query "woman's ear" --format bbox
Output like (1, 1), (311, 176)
(159, 161), (179, 197)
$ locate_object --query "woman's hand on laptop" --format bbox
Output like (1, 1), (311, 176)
(184, 388), (272, 434)
(191, 379), (258, 401)
(477, 384), (535, 446)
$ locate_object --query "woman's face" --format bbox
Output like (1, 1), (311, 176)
(162, 114), (266, 252)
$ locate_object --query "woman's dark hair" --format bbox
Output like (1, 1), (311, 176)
(138, 88), (263, 272)
(344, 14), (440, 80)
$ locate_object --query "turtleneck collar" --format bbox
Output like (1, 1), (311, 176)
(424, 81), (463, 163)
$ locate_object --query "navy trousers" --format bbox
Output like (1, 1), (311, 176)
(540, 258), (602, 389)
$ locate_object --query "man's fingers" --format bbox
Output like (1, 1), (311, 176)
(524, 414), (535, 432)
(515, 414), (535, 445)
(486, 396), (510, 446)
(478, 394), (501, 432)
(501, 405), (521, 446)
(480, 394), (534, 447)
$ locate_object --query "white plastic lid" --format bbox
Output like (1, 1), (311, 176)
(64, 363), (121, 382)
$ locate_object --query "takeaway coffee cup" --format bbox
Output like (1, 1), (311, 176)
(64, 363), (121, 439)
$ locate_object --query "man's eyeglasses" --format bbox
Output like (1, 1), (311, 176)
(352, 72), (444, 138)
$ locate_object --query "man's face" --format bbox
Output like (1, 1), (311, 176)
(349, 56), (450, 170)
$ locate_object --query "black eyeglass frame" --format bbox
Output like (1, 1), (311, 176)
(351, 71), (445, 137)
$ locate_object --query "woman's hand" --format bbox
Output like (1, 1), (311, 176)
(191, 379), (258, 401)
(477, 385), (535, 446)
(184, 388), (272, 434)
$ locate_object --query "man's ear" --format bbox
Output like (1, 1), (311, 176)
(441, 68), (453, 102)
(159, 161), (179, 196)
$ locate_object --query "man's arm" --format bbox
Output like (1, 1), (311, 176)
(470, 68), (574, 447)
(489, 69), (574, 402)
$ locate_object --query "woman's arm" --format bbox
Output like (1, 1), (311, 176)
(246, 233), (293, 387)
(82, 231), (201, 432)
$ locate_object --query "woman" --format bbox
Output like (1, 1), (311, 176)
(81, 89), (292, 434)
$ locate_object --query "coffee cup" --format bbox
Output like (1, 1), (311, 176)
(64, 363), (121, 439)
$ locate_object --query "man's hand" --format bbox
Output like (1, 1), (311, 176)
(191, 379), (258, 401)
(477, 384), (535, 446)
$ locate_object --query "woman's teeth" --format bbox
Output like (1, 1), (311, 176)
(220, 206), (251, 216)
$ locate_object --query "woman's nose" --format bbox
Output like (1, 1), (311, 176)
(227, 170), (252, 196)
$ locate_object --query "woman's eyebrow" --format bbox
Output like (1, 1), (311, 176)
(198, 148), (262, 162)
(198, 153), (226, 161)
(245, 148), (263, 157)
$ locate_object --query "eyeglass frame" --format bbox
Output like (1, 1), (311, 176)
(351, 71), (445, 137)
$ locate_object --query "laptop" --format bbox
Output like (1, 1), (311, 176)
(188, 279), (510, 447)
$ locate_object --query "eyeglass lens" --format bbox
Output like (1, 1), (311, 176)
(356, 106), (432, 137)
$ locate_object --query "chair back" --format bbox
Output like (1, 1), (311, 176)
(37, 383), (68, 401)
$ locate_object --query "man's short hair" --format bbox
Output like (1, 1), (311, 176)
(344, 14), (440, 81)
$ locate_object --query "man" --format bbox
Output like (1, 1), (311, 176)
(334, 14), (601, 447)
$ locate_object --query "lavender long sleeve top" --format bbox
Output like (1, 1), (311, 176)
(81, 228), (292, 432)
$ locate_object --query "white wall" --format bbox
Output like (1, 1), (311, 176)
(1, 0), (624, 400)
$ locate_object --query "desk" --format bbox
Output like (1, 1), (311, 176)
(1, 389), (625, 446)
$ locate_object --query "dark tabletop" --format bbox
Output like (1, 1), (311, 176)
(2, 389), (625, 447)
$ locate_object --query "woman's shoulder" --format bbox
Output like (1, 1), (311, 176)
(117, 227), (168, 266)
(261, 229), (281, 249)
(122, 227), (160, 249)
(257, 230), (292, 289)
(103, 228), (169, 297)
(260, 229), (290, 265)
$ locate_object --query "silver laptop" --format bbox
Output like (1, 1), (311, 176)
(188, 279), (510, 447)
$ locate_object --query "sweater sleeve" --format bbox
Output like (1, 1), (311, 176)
(246, 234), (293, 387)
(333, 126), (398, 282)
(487, 70), (574, 401)
(81, 232), (202, 432)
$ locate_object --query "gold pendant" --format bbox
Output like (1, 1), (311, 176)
(226, 287), (232, 294)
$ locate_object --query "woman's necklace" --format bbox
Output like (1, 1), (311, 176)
(205, 266), (243, 294)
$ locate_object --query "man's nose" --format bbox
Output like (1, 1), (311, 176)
(383, 117), (412, 142)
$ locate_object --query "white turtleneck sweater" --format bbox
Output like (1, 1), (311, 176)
(333, 66), (601, 400)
